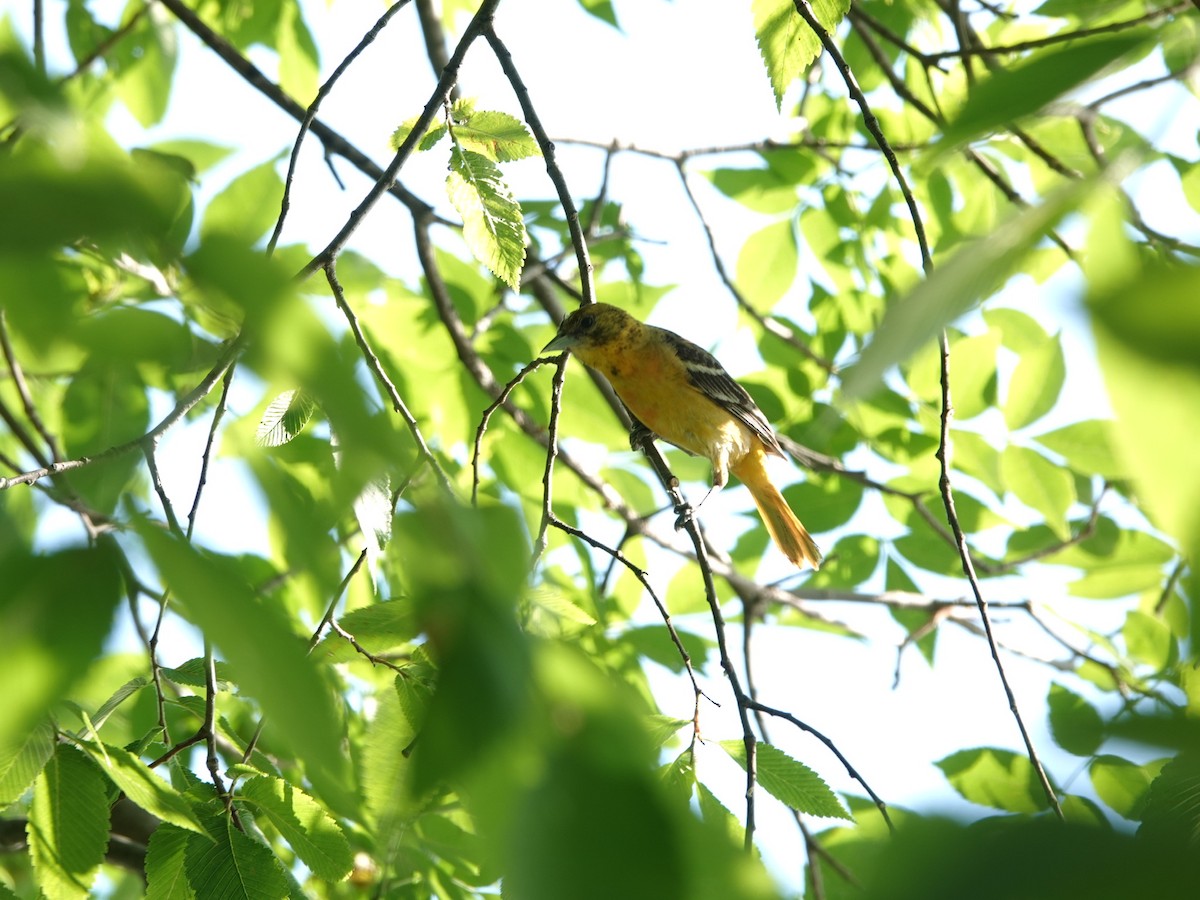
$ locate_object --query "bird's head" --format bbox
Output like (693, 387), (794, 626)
(542, 303), (633, 356)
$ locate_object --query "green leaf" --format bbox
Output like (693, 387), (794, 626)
(934, 31), (1151, 156)
(936, 747), (1052, 813)
(1047, 683), (1104, 757)
(703, 167), (799, 214)
(0, 718), (54, 806)
(453, 110), (540, 162)
(753, 0), (851, 109)
(1090, 261), (1200, 553)
(719, 740), (850, 820)
(76, 741), (208, 837)
(394, 499), (532, 791)
(238, 776), (353, 881)
(136, 525), (356, 817)
(0, 545), (122, 751)
(145, 824), (196, 900)
(110, 3), (177, 127)
(185, 800), (289, 900)
(1139, 752), (1200, 849)
(1032, 419), (1126, 479)
(255, 389), (316, 447)
(276, 0), (319, 103)
(842, 174), (1097, 402)
(27, 746), (109, 900)
(1001, 443), (1076, 539)
(200, 156), (284, 244)
(446, 146), (527, 290)
(1123, 610), (1174, 672)
(577, 0), (619, 29)
(1005, 335), (1066, 430)
(1090, 754), (1164, 820)
(735, 219), (798, 308)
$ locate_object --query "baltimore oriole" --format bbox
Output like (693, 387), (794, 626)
(543, 303), (821, 569)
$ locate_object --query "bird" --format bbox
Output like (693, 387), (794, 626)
(542, 303), (821, 569)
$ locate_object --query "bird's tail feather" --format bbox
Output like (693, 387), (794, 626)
(742, 471), (822, 569)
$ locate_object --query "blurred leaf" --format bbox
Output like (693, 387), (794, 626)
(704, 166), (799, 214)
(621, 625), (711, 674)
(1001, 443), (1075, 539)
(276, 0), (319, 103)
(936, 747), (1052, 813)
(238, 776), (353, 881)
(842, 174), (1096, 402)
(394, 500), (531, 791)
(1090, 754), (1165, 821)
(1047, 683), (1104, 756)
(1005, 335), (1066, 429)
(1091, 261), (1200, 554)
(577, 0), (619, 29)
(736, 218), (797, 308)
(27, 746), (109, 900)
(934, 31), (1151, 156)
(0, 544), (122, 750)
(110, 3), (177, 127)
(719, 740), (850, 819)
(1032, 419), (1126, 479)
(1122, 610), (1174, 671)
(200, 156), (284, 245)
(446, 146), (527, 290)
(137, 526), (356, 817)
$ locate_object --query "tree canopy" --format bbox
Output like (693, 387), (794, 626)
(2, 0), (1200, 898)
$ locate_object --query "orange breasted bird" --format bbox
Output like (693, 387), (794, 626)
(542, 303), (821, 569)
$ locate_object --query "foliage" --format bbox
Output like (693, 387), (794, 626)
(1, 0), (1199, 898)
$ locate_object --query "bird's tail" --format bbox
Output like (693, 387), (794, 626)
(735, 453), (822, 569)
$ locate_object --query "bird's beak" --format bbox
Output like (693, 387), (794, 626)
(542, 332), (576, 354)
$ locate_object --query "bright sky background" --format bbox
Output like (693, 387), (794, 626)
(15, 0), (1200, 893)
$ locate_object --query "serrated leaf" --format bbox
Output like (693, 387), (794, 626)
(185, 802), (289, 899)
(453, 110), (540, 162)
(255, 389), (316, 447)
(390, 115), (447, 152)
(719, 740), (850, 819)
(238, 776), (353, 881)
(90, 675), (151, 731)
(77, 741), (209, 837)
(0, 718), (54, 806)
(145, 824), (196, 900)
(1006, 335), (1066, 429)
(1047, 683), (1104, 757)
(27, 746), (109, 900)
(753, 0), (850, 109)
(446, 147), (527, 289)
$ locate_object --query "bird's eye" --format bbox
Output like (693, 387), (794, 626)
(579, 313), (596, 331)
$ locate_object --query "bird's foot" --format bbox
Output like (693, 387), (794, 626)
(629, 422), (657, 453)
(673, 501), (694, 531)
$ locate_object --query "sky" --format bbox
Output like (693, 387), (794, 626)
(12, 0), (1200, 893)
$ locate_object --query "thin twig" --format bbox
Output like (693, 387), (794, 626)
(0, 309), (62, 461)
(0, 335), (245, 491)
(323, 261), (454, 492)
(935, 332), (1064, 819)
(483, 25), (594, 303)
(185, 365), (235, 539)
(269, 0), (413, 254)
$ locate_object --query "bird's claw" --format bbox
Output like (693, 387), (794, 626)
(673, 502), (694, 531)
(629, 422), (656, 452)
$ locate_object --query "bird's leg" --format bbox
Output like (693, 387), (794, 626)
(674, 470), (725, 530)
(628, 417), (657, 453)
